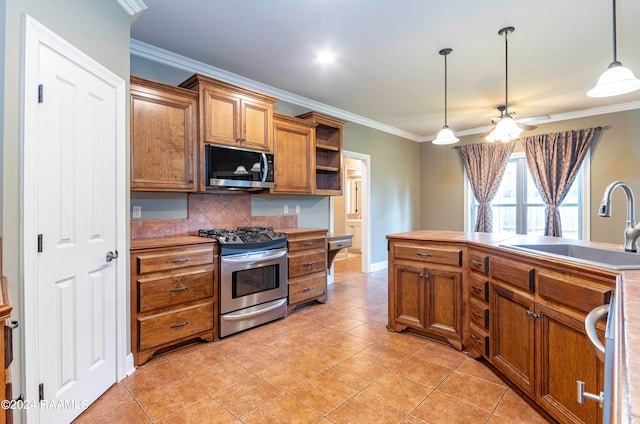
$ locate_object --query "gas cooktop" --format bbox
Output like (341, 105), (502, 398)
(198, 226), (287, 245)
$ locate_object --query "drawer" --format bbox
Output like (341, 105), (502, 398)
(138, 302), (213, 351)
(137, 264), (214, 313)
(328, 238), (352, 251)
(394, 244), (461, 267)
(468, 323), (490, 358)
(136, 245), (213, 274)
(289, 251), (326, 278)
(468, 251), (489, 274)
(289, 272), (326, 304)
(288, 237), (326, 253)
(537, 270), (613, 314)
(490, 256), (535, 293)
(469, 297), (490, 330)
(469, 276), (489, 302)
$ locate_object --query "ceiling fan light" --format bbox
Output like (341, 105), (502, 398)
(486, 116), (523, 142)
(587, 63), (640, 97)
(432, 125), (459, 145)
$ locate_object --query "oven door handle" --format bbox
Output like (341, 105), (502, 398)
(585, 303), (609, 360)
(222, 248), (287, 264)
(222, 298), (287, 321)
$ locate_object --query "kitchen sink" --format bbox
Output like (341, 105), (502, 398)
(500, 243), (640, 270)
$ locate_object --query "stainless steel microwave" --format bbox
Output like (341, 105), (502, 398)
(205, 145), (275, 191)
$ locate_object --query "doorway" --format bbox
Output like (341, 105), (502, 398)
(331, 151), (371, 274)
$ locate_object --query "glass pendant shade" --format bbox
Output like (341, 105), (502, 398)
(432, 125), (459, 145)
(587, 62), (640, 97)
(486, 116), (523, 143)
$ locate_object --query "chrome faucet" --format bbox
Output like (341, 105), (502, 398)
(599, 181), (640, 252)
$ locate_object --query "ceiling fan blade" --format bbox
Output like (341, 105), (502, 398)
(516, 115), (550, 124)
(519, 123), (537, 131)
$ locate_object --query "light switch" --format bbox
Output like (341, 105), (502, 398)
(132, 205), (142, 219)
(283, 205), (289, 214)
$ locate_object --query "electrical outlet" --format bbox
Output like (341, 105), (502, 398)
(295, 205), (300, 214)
(132, 205), (142, 219)
(283, 205), (289, 214)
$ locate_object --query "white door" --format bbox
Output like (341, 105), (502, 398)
(33, 34), (118, 423)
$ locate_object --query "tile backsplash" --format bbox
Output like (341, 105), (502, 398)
(131, 193), (298, 239)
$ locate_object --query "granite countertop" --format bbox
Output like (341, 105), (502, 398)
(387, 229), (639, 423)
(130, 235), (215, 250)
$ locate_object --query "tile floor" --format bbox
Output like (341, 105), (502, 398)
(74, 255), (551, 423)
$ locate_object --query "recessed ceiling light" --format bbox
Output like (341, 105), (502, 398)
(316, 50), (336, 64)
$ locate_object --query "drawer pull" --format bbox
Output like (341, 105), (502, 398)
(170, 286), (189, 292)
(525, 310), (540, 320)
(336, 243), (343, 247)
(471, 309), (483, 318)
(303, 287), (314, 292)
(303, 242), (314, 246)
(471, 334), (483, 344)
(417, 252), (433, 257)
(304, 262), (314, 266)
(471, 284), (483, 292)
(170, 258), (189, 264)
(471, 259), (483, 266)
(170, 321), (189, 328)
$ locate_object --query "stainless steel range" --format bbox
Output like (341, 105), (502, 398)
(198, 227), (288, 337)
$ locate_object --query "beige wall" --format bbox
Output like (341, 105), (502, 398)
(420, 108), (640, 245)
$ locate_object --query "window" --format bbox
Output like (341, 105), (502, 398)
(466, 152), (589, 240)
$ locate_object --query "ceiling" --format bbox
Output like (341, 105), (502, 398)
(130, 0), (640, 142)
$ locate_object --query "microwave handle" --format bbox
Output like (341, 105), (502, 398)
(260, 153), (268, 182)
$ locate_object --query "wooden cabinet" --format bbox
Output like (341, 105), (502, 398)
(285, 229), (328, 313)
(466, 249), (491, 358)
(271, 114), (316, 194)
(0, 276), (12, 424)
(130, 76), (199, 192)
(130, 238), (217, 366)
(297, 112), (345, 195)
(388, 239), (463, 349)
(180, 74), (277, 153)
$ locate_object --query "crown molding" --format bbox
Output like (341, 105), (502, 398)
(420, 101), (640, 142)
(116, 0), (147, 18)
(130, 39), (422, 142)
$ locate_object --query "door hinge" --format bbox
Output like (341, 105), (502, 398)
(38, 383), (44, 401)
(38, 84), (43, 103)
(37, 234), (43, 253)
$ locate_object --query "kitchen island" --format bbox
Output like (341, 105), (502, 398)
(387, 230), (638, 424)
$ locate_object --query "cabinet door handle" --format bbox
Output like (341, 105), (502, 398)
(471, 334), (483, 344)
(303, 287), (313, 292)
(525, 310), (540, 320)
(471, 284), (483, 292)
(304, 262), (314, 266)
(471, 309), (483, 318)
(170, 286), (189, 292)
(303, 242), (314, 246)
(170, 321), (189, 328)
(471, 259), (482, 266)
(417, 252), (433, 257)
(170, 258), (189, 264)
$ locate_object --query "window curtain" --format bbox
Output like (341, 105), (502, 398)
(457, 141), (515, 232)
(520, 128), (598, 237)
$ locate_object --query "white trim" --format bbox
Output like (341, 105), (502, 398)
(343, 151), (372, 273)
(421, 101), (640, 142)
(115, 0), (147, 17)
(22, 16), (129, 423)
(130, 39), (421, 142)
(370, 260), (388, 273)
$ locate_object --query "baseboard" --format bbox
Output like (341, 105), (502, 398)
(125, 353), (136, 377)
(370, 260), (388, 272)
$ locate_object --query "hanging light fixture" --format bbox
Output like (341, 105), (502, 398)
(432, 48), (459, 145)
(587, 0), (640, 97)
(486, 27), (523, 143)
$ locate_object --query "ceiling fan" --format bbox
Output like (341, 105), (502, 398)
(488, 105), (550, 132)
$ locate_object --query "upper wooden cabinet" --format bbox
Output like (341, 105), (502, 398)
(130, 76), (199, 192)
(180, 74), (277, 152)
(271, 114), (316, 195)
(297, 111), (345, 196)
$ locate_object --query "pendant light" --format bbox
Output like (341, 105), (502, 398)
(486, 27), (523, 143)
(587, 0), (640, 97)
(432, 48), (459, 145)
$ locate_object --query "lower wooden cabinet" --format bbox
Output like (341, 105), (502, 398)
(284, 229), (328, 313)
(130, 238), (217, 366)
(388, 240), (463, 349)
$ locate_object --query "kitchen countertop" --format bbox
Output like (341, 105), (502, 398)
(275, 227), (328, 235)
(130, 235), (215, 250)
(388, 230), (639, 423)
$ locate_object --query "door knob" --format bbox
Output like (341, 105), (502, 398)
(106, 250), (119, 262)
